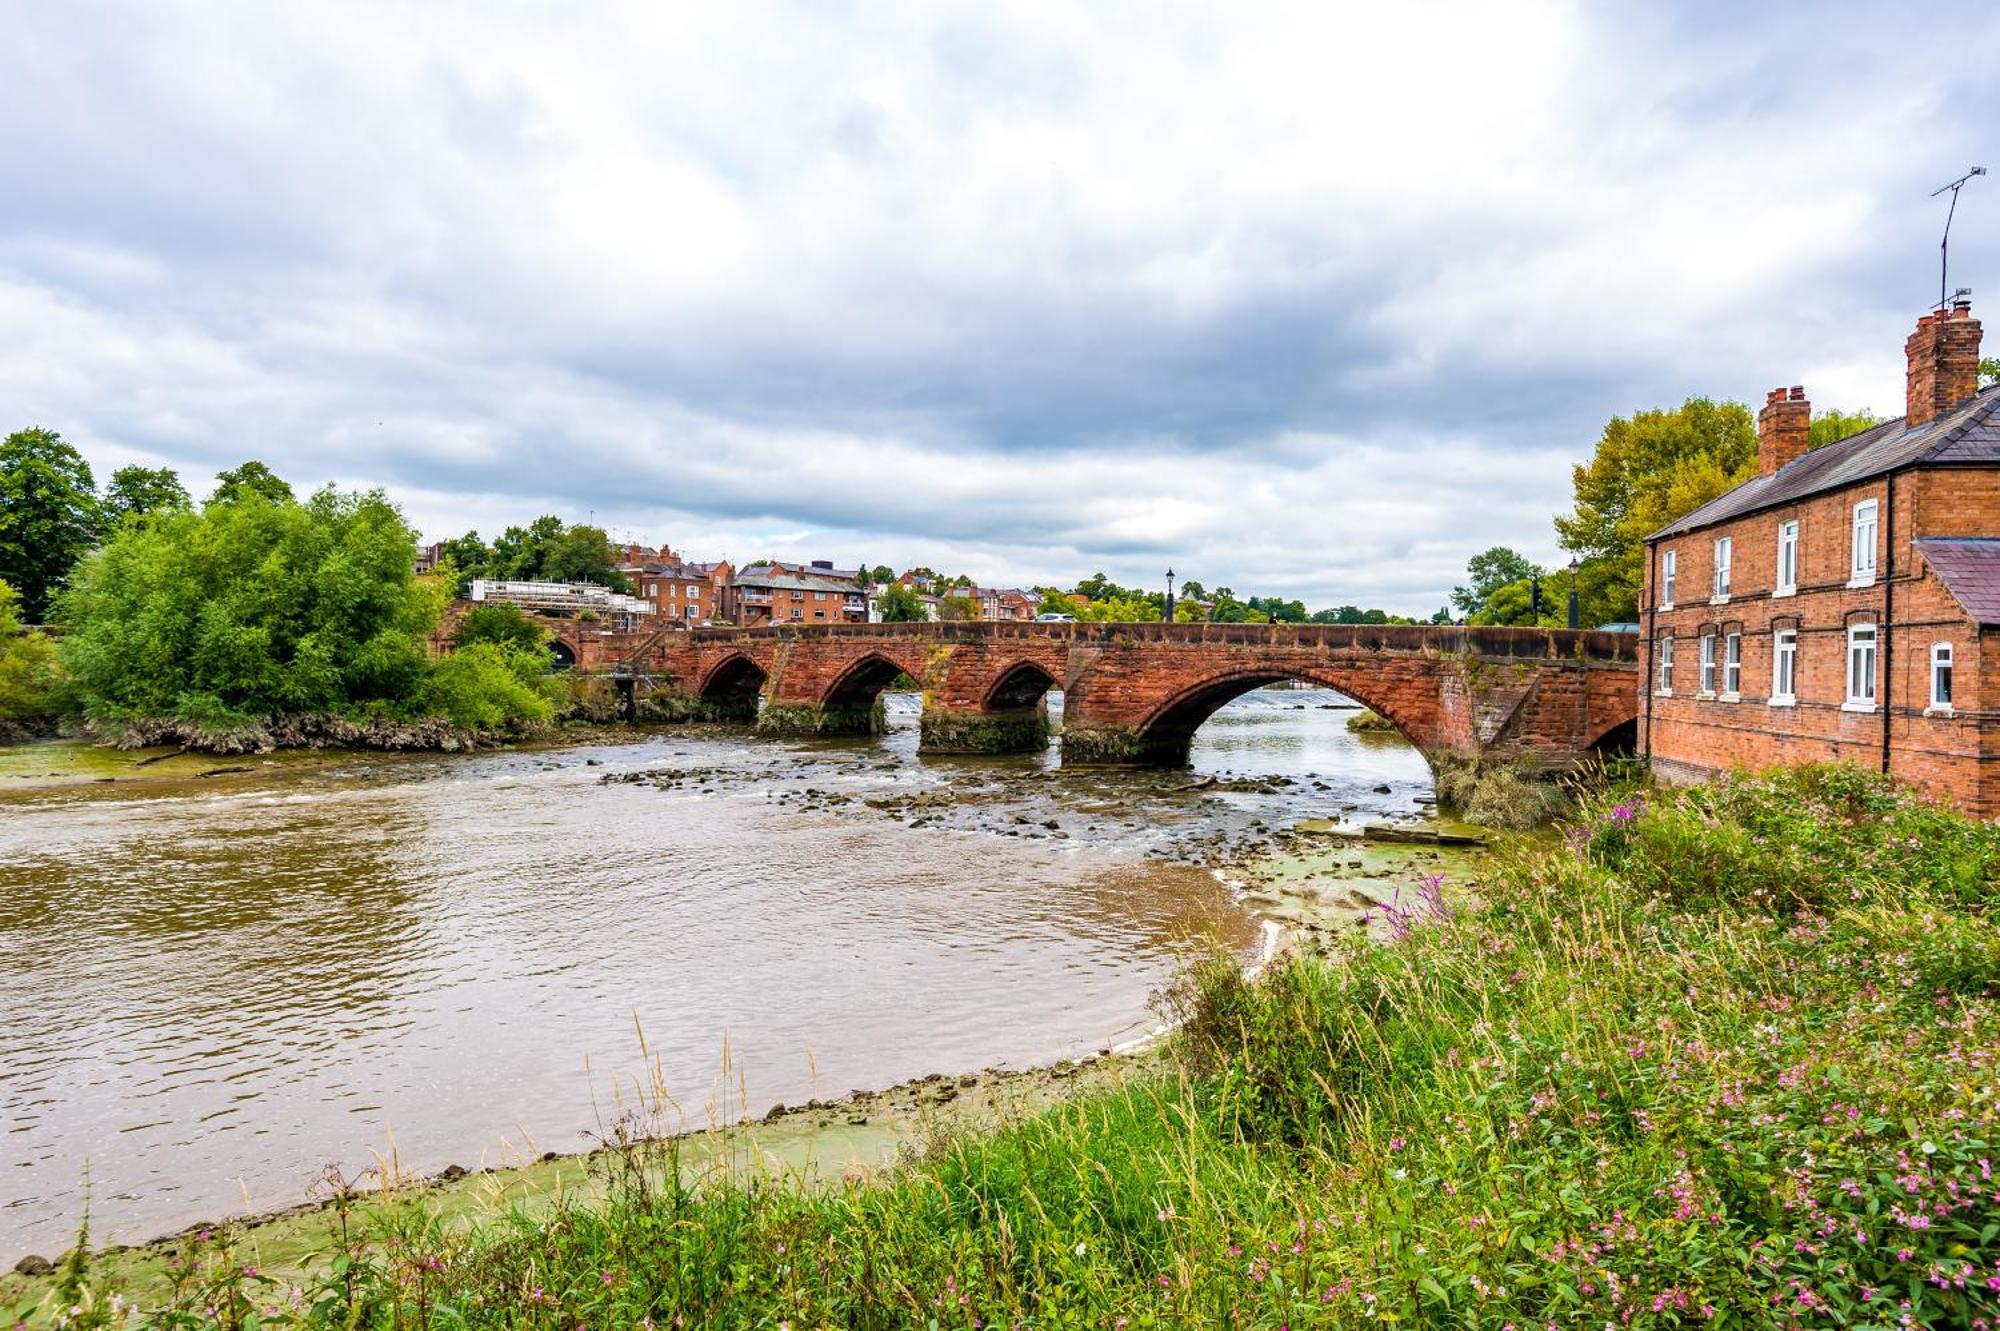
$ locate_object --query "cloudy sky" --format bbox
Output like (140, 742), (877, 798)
(3, 2), (1995, 613)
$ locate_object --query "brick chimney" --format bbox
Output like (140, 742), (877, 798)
(1757, 385), (1811, 475)
(1906, 297), (1983, 428)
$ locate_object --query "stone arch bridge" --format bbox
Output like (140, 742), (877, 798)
(550, 620), (1638, 770)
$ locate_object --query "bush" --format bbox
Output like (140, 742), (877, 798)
(419, 643), (560, 732)
(0, 576), (64, 737)
(451, 603), (547, 653)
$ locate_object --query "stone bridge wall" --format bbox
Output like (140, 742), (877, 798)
(566, 620), (1642, 771)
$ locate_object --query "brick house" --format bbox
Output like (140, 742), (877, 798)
(1640, 299), (2000, 813)
(729, 560), (869, 625)
(619, 548), (732, 628)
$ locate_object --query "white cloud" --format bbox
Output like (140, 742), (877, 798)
(2, 0), (1995, 611)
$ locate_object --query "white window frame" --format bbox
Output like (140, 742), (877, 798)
(1775, 520), (1798, 597)
(1770, 629), (1797, 706)
(1849, 500), (1878, 586)
(1844, 623), (1878, 710)
(1656, 635), (1675, 694)
(1712, 537), (1732, 602)
(1930, 641), (1955, 714)
(1723, 632), (1742, 698)
(1699, 632), (1717, 695)
(1660, 549), (1677, 608)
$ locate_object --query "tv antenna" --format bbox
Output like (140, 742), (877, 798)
(1930, 166), (1986, 310)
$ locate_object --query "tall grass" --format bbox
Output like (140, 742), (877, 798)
(19, 765), (2000, 1328)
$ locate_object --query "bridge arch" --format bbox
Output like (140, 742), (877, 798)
(822, 652), (917, 708)
(1074, 665), (1440, 768)
(547, 638), (577, 670)
(697, 652), (768, 722)
(982, 659), (1058, 710)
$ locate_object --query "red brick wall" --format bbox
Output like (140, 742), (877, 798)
(1641, 467), (2000, 814)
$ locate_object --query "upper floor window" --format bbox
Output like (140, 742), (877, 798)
(1932, 642), (1955, 711)
(1660, 549), (1677, 607)
(1846, 623), (1878, 708)
(1771, 628), (1797, 704)
(1699, 632), (1717, 694)
(1723, 632), (1742, 696)
(1656, 635), (1674, 693)
(1712, 538), (1732, 599)
(1775, 520), (1798, 596)
(1851, 500), (1878, 584)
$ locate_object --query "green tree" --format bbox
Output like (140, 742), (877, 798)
(1036, 590), (1079, 617)
(1247, 596), (1308, 623)
(0, 577), (63, 737)
(864, 564), (895, 588)
(452, 604), (548, 653)
(1177, 579), (1209, 604)
(874, 582), (929, 623)
(210, 460), (295, 505)
(539, 523), (632, 591)
(420, 642), (559, 731)
(1981, 356), (1998, 386)
(0, 427), (99, 623)
(57, 486), (441, 728)
(99, 465), (190, 529)
(1450, 547), (1542, 616)
(1555, 397), (1756, 624)
(436, 531), (496, 594)
(936, 593), (980, 621)
(1809, 408), (1882, 448)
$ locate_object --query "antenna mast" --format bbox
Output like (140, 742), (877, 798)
(1930, 166), (1987, 310)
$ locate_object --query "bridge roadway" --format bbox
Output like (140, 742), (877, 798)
(548, 619), (1640, 770)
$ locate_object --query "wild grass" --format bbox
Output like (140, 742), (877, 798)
(18, 764), (2000, 1328)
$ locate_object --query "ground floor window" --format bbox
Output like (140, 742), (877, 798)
(1656, 635), (1674, 692)
(1699, 633), (1717, 694)
(1772, 629), (1797, 703)
(1846, 624), (1877, 707)
(1723, 632), (1741, 695)
(1932, 642), (1954, 710)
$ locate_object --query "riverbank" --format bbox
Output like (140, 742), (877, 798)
(12, 764), (1997, 1327)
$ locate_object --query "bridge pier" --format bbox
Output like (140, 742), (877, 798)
(919, 700), (1051, 755)
(757, 700), (886, 738)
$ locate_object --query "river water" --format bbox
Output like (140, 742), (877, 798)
(0, 689), (1432, 1256)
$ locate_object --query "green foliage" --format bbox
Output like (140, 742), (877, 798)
(873, 581), (929, 622)
(451, 604), (548, 653)
(1074, 594), (1166, 622)
(437, 518), (633, 595)
(1808, 406), (1882, 448)
(209, 459), (295, 506)
(1981, 356), (1999, 387)
(0, 578), (64, 735)
(1310, 604), (1392, 624)
(419, 643), (560, 731)
(865, 563), (895, 587)
(1036, 589), (1078, 617)
(55, 487), (442, 728)
(52, 765), (2000, 1328)
(935, 593), (980, 621)
(98, 465), (190, 529)
(0, 426), (99, 622)
(1450, 545), (1541, 615)
(1556, 396), (1757, 623)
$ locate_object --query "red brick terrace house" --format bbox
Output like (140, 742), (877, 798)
(728, 560), (869, 625)
(1640, 299), (2000, 814)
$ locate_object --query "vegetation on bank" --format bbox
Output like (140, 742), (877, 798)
(54, 485), (561, 746)
(0, 578), (63, 741)
(17, 765), (1997, 1327)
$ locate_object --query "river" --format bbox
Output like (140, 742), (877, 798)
(0, 688), (1434, 1257)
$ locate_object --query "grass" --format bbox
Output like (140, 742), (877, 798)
(15, 764), (2000, 1328)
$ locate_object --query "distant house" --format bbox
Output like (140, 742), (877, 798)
(731, 560), (869, 625)
(619, 546), (731, 627)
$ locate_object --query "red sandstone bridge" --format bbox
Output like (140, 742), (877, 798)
(546, 620), (1639, 770)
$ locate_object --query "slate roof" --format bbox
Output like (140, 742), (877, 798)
(1649, 382), (2000, 540)
(1914, 538), (2000, 626)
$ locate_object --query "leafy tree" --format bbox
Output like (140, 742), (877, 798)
(1247, 596), (1308, 623)
(1982, 356), (1999, 387)
(865, 564), (895, 588)
(874, 582), (929, 623)
(1172, 598), (1208, 623)
(0, 427), (99, 623)
(936, 594), (980, 621)
(1177, 579), (1209, 603)
(539, 523), (632, 591)
(99, 465), (190, 528)
(1429, 606), (1455, 625)
(57, 486), (442, 727)
(1450, 547), (1542, 616)
(1809, 408), (1882, 448)
(1554, 397), (1756, 624)
(1075, 594), (1165, 623)
(1037, 590), (1079, 617)
(453, 604), (548, 653)
(0, 577), (63, 736)
(210, 460), (295, 506)
(436, 531), (496, 594)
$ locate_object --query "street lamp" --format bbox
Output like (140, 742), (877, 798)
(1165, 568), (1176, 624)
(1567, 557), (1581, 630)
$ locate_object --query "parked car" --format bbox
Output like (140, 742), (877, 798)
(1034, 612), (1078, 623)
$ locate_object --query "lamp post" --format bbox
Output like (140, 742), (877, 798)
(1165, 568), (1176, 624)
(1567, 557), (1581, 630)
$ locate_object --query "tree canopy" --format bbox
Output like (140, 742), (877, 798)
(100, 465), (191, 528)
(1450, 547), (1542, 617)
(873, 582), (928, 622)
(0, 427), (99, 622)
(0, 577), (63, 737)
(56, 486), (446, 727)
(210, 459), (295, 506)
(440, 519), (633, 595)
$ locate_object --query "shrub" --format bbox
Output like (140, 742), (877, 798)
(419, 643), (560, 732)
(450, 603), (547, 653)
(0, 576), (64, 736)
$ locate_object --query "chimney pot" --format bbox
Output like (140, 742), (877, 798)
(1757, 384), (1812, 476)
(1789, 385), (1806, 401)
(1906, 300), (1983, 427)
